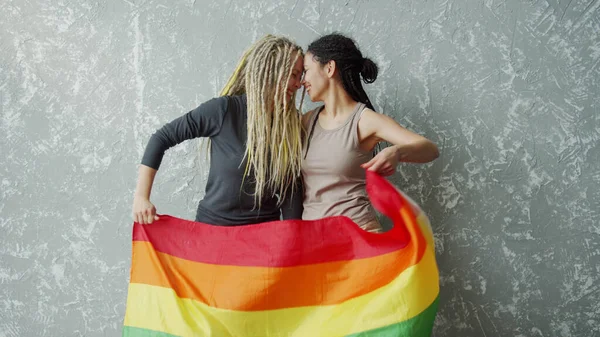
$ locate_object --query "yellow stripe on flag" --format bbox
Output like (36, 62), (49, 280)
(124, 247), (439, 337)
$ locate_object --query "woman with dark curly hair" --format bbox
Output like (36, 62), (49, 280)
(301, 33), (439, 232)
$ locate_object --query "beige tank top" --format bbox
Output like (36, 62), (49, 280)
(301, 102), (380, 231)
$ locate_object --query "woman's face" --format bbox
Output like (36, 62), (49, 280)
(286, 53), (304, 100)
(302, 52), (329, 102)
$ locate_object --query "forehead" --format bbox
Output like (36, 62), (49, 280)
(292, 54), (304, 69)
(303, 53), (318, 66)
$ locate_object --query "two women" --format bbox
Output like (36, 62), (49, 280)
(132, 33), (439, 231)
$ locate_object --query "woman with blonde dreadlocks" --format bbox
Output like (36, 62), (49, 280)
(132, 35), (305, 226)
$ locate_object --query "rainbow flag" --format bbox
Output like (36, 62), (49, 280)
(122, 172), (439, 337)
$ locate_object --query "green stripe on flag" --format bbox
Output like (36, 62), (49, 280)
(346, 297), (438, 337)
(123, 326), (180, 337)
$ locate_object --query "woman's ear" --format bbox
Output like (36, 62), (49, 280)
(326, 60), (337, 78)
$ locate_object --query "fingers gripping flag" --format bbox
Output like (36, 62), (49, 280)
(122, 172), (439, 337)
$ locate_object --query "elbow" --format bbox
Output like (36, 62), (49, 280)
(398, 138), (440, 163)
(414, 139), (439, 163)
(430, 141), (440, 161)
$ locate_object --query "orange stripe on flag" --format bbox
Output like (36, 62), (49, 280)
(130, 236), (424, 311)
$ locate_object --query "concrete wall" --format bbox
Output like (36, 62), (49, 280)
(1, 0), (598, 336)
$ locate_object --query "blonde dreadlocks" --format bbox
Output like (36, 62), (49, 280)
(219, 35), (305, 207)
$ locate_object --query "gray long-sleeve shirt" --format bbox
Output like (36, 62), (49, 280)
(141, 94), (303, 226)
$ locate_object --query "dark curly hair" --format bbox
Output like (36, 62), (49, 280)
(307, 33), (378, 111)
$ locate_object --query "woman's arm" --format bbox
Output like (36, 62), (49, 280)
(359, 109), (439, 175)
(132, 165), (159, 224)
(132, 97), (228, 224)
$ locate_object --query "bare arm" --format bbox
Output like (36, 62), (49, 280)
(132, 165), (159, 224)
(360, 109), (439, 175)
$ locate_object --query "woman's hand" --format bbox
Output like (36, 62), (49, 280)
(361, 146), (399, 176)
(132, 196), (159, 224)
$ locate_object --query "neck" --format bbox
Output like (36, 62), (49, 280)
(321, 84), (357, 117)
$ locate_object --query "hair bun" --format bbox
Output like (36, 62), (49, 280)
(360, 58), (378, 84)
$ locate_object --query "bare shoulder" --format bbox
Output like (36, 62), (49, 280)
(358, 107), (406, 140)
(360, 107), (379, 119)
(360, 107), (387, 120)
(360, 108), (401, 126)
(359, 107), (385, 128)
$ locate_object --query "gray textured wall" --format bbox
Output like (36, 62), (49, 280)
(1, 0), (599, 336)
